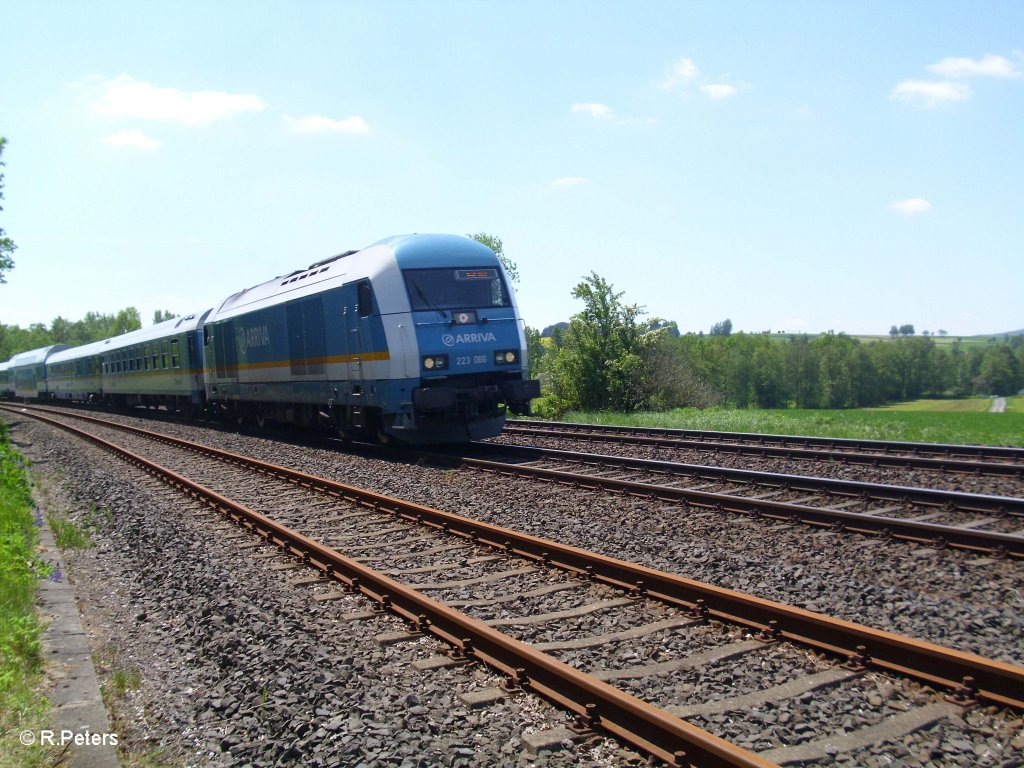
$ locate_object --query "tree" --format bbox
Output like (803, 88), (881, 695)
(709, 318), (733, 337)
(0, 137), (16, 284)
(898, 324), (915, 337)
(545, 273), (663, 412)
(467, 232), (519, 284)
(153, 309), (179, 324)
(889, 325), (899, 338)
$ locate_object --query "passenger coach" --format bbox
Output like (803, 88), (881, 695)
(8, 345), (69, 399)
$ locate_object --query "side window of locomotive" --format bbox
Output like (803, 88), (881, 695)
(358, 281), (373, 318)
(489, 276), (507, 307)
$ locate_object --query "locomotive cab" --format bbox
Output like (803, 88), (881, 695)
(393, 245), (540, 442)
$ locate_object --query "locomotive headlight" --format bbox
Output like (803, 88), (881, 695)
(494, 349), (518, 365)
(423, 355), (448, 371)
(424, 357), (434, 370)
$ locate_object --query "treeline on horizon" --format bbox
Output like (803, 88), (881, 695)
(0, 309), (146, 361)
(526, 274), (1024, 417)
(3, 299), (1022, 417)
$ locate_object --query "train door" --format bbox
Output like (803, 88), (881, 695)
(286, 296), (326, 379)
(210, 319), (238, 394)
(346, 281), (375, 383)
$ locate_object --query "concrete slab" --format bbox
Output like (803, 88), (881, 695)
(521, 726), (588, 756)
(458, 687), (506, 709)
(36, 511), (121, 768)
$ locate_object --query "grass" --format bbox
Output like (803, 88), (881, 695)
(48, 513), (94, 550)
(0, 420), (59, 768)
(48, 503), (112, 551)
(542, 404), (1024, 446)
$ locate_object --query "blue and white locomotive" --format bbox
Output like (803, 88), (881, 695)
(2, 234), (540, 444)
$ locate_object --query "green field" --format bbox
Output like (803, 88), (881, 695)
(870, 398), (995, 413)
(765, 332), (1016, 349)
(539, 401), (1024, 446)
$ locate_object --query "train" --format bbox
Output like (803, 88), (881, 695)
(0, 234), (540, 444)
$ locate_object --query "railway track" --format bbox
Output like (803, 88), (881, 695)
(7, 403), (1023, 767)
(422, 442), (1024, 559)
(503, 421), (1024, 479)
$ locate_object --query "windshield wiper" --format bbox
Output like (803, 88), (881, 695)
(410, 280), (448, 319)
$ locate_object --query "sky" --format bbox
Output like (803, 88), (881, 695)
(1, 0), (1022, 338)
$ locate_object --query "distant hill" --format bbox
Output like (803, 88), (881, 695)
(540, 322), (570, 338)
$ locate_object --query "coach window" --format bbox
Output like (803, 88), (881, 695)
(358, 281), (373, 317)
(151, 346), (159, 370)
(171, 339), (180, 368)
(161, 342), (169, 369)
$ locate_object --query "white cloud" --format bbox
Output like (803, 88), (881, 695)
(571, 102), (614, 119)
(890, 197), (933, 215)
(700, 83), (738, 100)
(552, 177), (590, 187)
(660, 57), (700, 90)
(91, 75), (266, 125)
(928, 54), (1021, 79)
(890, 80), (971, 107)
(101, 129), (160, 150)
(284, 114), (370, 135)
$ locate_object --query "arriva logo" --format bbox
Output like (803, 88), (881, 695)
(441, 331), (497, 347)
(237, 325), (271, 355)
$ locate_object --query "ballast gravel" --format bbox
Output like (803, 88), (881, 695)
(7, 409), (1024, 767)
(9, 414), (639, 767)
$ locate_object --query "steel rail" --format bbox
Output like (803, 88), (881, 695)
(4, 407), (775, 768)
(503, 424), (1024, 478)
(8, 403), (1024, 712)
(434, 452), (1024, 559)
(466, 441), (1024, 517)
(508, 419), (1024, 464)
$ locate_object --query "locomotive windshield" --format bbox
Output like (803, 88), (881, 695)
(403, 268), (511, 311)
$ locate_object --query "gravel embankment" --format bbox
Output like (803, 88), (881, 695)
(9, 414), (639, 767)
(8, 409), (1023, 766)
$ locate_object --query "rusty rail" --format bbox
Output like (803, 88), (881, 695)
(7, 403), (1024, 712)
(3, 405), (777, 767)
(465, 441), (1024, 517)
(503, 423), (1024, 477)
(437, 451), (1024, 559)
